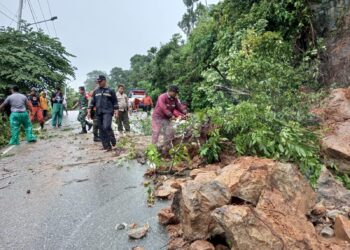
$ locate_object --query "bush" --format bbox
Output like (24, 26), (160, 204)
(0, 114), (10, 146)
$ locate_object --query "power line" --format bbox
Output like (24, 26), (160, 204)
(0, 2), (16, 16)
(27, 0), (40, 30)
(0, 9), (17, 23)
(45, 0), (57, 37)
(37, 0), (50, 35)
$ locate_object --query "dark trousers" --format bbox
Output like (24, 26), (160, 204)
(91, 110), (99, 138)
(117, 110), (130, 132)
(144, 105), (152, 114)
(97, 113), (116, 149)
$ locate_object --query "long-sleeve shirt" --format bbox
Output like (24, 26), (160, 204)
(152, 93), (186, 120)
(88, 87), (118, 114)
(40, 96), (49, 110)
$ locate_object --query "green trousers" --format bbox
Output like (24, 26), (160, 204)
(117, 110), (130, 132)
(9, 112), (36, 145)
(52, 103), (63, 127)
(78, 109), (87, 127)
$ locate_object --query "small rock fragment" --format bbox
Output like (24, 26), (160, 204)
(190, 240), (215, 250)
(26, 189), (31, 194)
(132, 247), (144, 250)
(115, 223), (127, 230)
(128, 224), (149, 239)
(312, 202), (326, 216)
(154, 189), (171, 199)
(327, 210), (343, 220)
(320, 226), (335, 238)
(158, 207), (178, 225)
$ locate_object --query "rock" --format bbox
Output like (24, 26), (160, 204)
(131, 247), (144, 250)
(215, 244), (230, 250)
(158, 207), (178, 225)
(154, 189), (171, 199)
(189, 166), (220, 179)
(115, 223), (127, 230)
(168, 237), (190, 250)
(167, 224), (183, 238)
(317, 167), (350, 211)
(334, 215), (350, 242)
(312, 202), (327, 216)
(172, 181), (231, 241)
(128, 225), (149, 239)
(327, 210), (344, 220)
(215, 157), (275, 205)
(320, 89), (350, 173)
(194, 172), (218, 184)
(189, 240), (215, 250)
(212, 205), (322, 250)
(321, 226), (335, 238)
(215, 157), (316, 211)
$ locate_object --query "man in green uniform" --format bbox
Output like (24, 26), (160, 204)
(72, 86), (92, 134)
(51, 87), (64, 128)
(0, 86), (36, 145)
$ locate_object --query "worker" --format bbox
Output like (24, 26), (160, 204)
(152, 85), (187, 145)
(116, 84), (130, 133)
(88, 75), (119, 151)
(0, 85), (36, 145)
(142, 92), (153, 115)
(51, 87), (64, 128)
(28, 88), (45, 129)
(88, 87), (101, 142)
(39, 91), (49, 119)
(72, 86), (93, 134)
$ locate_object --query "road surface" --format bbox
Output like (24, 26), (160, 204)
(0, 111), (168, 250)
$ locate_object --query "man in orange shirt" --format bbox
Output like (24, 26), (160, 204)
(28, 88), (45, 129)
(142, 92), (153, 115)
(39, 91), (49, 119)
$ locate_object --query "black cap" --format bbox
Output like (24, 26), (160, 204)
(97, 75), (106, 82)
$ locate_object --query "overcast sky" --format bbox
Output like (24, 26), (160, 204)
(0, 0), (219, 89)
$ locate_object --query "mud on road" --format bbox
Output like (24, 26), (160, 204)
(0, 111), (168, 250)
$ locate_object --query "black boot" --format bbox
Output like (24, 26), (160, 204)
(40, 123), (44, 130)
(79, 127), (88, 134)
(87, 122), (93, 131)
(93, 135), (101, 142)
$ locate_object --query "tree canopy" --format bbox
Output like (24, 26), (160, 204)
(0, 27), (75, 92)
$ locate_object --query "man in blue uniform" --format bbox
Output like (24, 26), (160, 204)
(88, 75), (119, 151)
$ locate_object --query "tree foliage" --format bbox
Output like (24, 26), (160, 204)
(87, 0), (326, 185)
(0, 27), (75, 92)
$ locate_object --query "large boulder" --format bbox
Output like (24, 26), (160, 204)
(172, 181), (231, 241)
(215, 157), (275, 205)
(215, 157), (316, 211)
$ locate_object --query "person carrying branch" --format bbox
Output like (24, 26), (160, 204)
(152, 85), (187, 145)
(0, 86), (36, 145)
(28, 88), (45, 130)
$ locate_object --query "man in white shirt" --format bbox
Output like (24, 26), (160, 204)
(116, 84), (130, 133)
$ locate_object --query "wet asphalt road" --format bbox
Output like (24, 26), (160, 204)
(0, 111), (168, 250)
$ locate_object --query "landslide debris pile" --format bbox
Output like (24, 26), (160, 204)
(157, 157), (350, 250)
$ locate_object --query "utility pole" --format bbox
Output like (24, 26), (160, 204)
(17, 0), (24, 30)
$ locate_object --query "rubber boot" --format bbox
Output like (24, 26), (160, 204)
(79, 126), (88, 134)
(87, 122), (93, 131)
